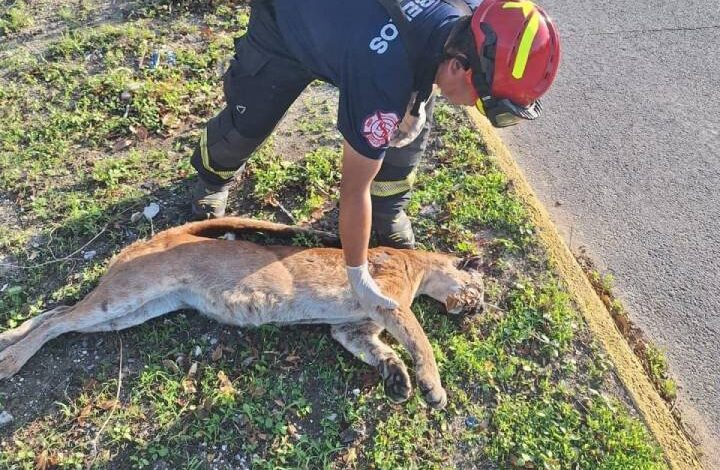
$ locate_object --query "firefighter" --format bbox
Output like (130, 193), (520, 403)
(190, 0), (560, 310)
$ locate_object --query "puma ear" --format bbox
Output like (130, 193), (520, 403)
(457, 256), (483, 272)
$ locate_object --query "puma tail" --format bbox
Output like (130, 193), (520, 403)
(171, 217), (341, 247)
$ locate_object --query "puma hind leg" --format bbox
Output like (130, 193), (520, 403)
(0, 268), (184, 380)
(0, 305), (72, 352)
(331, 322), (412, 404)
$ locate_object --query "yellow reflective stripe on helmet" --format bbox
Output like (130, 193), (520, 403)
(200, 129), (236, 180)
(503, 1), (541, 80)
(475, 98), (486, 116)
(370, 169), (417, 197)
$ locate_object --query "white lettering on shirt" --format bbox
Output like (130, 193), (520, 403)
(369, 0), (439, 54)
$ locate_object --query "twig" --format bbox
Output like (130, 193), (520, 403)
(483, 302), (506, 313)
(86, 335), (123, 470)
(0, 225), (108, 270)
(273, 201), (297, 224)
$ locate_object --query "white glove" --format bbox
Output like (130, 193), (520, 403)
(346, 263), (399, 311)
(390, 89), (435, 148)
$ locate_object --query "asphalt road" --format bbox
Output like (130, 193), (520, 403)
(495, 0), (720, 466)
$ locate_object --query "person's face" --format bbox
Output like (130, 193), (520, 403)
(434, 57), (478, 107)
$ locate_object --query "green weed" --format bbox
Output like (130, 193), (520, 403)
(0, 0), (33, 34)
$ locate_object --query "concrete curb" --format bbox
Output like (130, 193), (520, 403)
(465, 108), (703, 470)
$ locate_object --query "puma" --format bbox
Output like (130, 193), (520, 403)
(0, 217), (484, 409)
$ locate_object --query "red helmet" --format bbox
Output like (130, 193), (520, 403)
(469, 0), (561, 107)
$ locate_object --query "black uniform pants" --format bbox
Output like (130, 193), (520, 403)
(190, 1), (435, 245)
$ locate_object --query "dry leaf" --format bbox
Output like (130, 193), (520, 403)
(217, 370), (236, 396)
(284, 355), (300, 363)
(188, 361), (198, 377)
(130, 125), (149, 141)
(82, 378), (100, 391)
(274, 399), (285, 408)
(35, 450), (49, 470)
(248, 384), (265, 398)
(200, 26), (214, 39)
(77, 404), (93, 424)
(211, 345), (224, 362)
(162, 359), (180, 372)
(96, 399), (119, 410)
(182, 378), (197, 394)
(342, 447), (357, 465)
(112, 138), (133, 152)
(161, 113), (180, 129)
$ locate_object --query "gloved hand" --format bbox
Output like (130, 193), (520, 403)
(346, 263), (399, 311)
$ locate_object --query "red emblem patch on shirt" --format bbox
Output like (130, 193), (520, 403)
(362, 111), (400, 149)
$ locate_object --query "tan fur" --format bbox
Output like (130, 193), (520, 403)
(0, 218), (484, 408)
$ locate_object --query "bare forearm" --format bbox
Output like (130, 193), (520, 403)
(339, 141), (382, 267)
(339, 183), (371, 266)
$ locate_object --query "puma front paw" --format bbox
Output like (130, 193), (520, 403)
(379, 357), (412, 403)
(420, 382), (447, 410)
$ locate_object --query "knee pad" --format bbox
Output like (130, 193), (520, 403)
(191, 107), (267, 186)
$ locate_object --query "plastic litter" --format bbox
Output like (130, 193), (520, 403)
(149, 49), (161, 69)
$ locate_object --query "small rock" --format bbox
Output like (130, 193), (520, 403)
(339, 422), (366, 444)
(193, 345), (202, 357)
(352, 388), (360, 397)
(210, 337), (218, 346)
(326, 413), (337, 422)
(0, 411), (14, 427)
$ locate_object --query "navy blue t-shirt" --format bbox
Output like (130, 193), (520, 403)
(273, 0), (477, 159)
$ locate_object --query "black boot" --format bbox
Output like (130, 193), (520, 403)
(191, 178), (230, 219)
(373, 209), (416, 249)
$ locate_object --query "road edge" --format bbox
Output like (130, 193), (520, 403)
(465, 108), (703, 470)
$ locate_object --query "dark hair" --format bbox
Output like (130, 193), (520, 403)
(443, 16), (475, 64)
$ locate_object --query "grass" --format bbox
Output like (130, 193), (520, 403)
(0, 1), (33, 35)
(0, 1), (667, 468)
(585, 267), (679, 403)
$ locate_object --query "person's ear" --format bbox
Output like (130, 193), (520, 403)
(451, 57), (465, 72)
